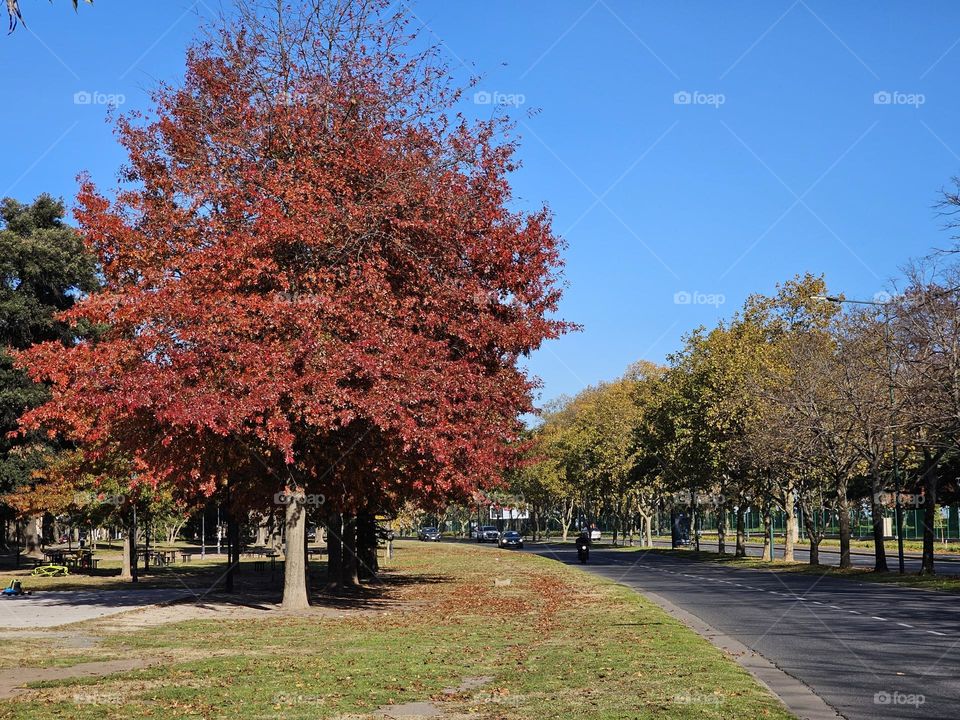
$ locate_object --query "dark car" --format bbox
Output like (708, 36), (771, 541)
(417, 526), (441, 542)
(477, 525), (500, 543)
(498, 530), (523, 549)
(376, 525), (395, 542)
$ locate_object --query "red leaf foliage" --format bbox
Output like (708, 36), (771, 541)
(16, 4), (572, 513)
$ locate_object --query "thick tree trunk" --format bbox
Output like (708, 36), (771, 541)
(281, 490), (309, 610)
(23, 514), (43, 558)
(920, 460), (939, 575)
(226, 509), (240, 592)
(356, 510), (378, 582)
(735, 505), (746, 558)
(869, 471), (888, 572)
(121, 531), (133, 580)
(340, 513), (360, 587)
(837, 480), (852, 569)
(326, 512), (342, 585)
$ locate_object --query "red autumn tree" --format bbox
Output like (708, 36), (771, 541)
(16, 0), (570, 609)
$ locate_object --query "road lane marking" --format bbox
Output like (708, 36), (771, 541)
(871, 616), (887, 621)
(928, 630), (946, 636)
(897, 623), (913, 628)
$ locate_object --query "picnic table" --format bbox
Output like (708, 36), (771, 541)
(138, 549), (178, 566)
(42, 549), (68, 564)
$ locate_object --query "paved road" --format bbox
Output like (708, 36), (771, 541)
(523, 543), (960, 720)
(0, 589), (190, 628)
(663, 538), (960, 574)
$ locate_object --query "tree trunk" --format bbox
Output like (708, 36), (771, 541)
(561, 498), (574, 542)
(121, 531), (133, 580)
(837, 480), (852, 569)
(761, 511), (773, 561)
(735, 505), (746, 558)
(23, 514), (43, 558)
(803, 506), (821, 565)
(340, 513), (360, 587)
(717, 504), (726, 555)
(281, 490), (310, 610)
(783, 489), (795, 562)
(356, 510), (378, 582)
(869, 471), (888, 572)
(226, 509), (240, 592)
(920, 459), (939, 575)
(326, 512), (342, 586)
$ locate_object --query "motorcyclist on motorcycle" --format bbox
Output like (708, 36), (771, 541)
(575, 529), (590, 562)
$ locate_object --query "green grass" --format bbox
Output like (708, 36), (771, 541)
(0, 542), (793, 719)
(616, 546), (960, 593)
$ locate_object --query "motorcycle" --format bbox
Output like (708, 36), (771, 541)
(577, 544), (589, 564)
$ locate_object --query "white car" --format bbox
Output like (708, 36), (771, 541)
(477, 526), (501, 543)
(589, 529), (601, 542)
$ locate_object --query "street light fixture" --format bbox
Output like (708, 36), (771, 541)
(812, 294), (905, 574)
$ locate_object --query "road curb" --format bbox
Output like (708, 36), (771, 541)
(630, 586), (844, 720)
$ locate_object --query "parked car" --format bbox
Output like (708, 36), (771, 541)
(589, 529), (602, 542)
(376, 525), (395, 542)
(498, 530), (523, 549)
(418, 526), (441, 542)
(477, 525), (500, 543)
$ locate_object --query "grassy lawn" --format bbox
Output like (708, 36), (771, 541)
(0, 542), (793, 719)
(617, 546), (960, 593)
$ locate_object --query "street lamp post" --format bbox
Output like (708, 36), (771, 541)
(813, 295), (905, 574)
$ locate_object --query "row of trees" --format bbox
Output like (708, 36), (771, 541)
(517, 268), (960, 575)
(3, 0), (570, 608)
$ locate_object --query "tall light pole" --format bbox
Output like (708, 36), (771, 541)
(813, 295), (905, 574)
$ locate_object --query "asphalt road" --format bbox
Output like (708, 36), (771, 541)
(664, 538), (960, 574)
(522, 543), (960, 720)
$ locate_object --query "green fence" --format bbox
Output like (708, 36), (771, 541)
(687, 505), (960, 541)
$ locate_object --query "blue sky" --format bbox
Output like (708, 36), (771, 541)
(3, 1), (960, 407)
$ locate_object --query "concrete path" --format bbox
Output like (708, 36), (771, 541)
(0, 589), (191, 628)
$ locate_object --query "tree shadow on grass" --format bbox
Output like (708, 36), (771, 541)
(305, 571), (451, 610)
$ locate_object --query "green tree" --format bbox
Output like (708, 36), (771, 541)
(0, 195), (98, 552)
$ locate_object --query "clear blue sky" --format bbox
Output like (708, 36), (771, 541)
(3, 1), (960, 407)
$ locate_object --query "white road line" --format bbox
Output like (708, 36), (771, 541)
(871, 616), (887, 621)
(849, 610), (861, 615)
(928, 630), (946, 636)
(897, 623), (913, 628)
